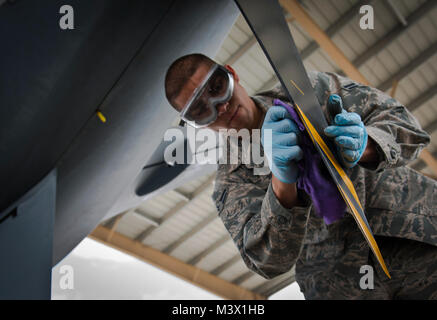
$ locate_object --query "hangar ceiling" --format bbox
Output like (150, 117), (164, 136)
(89, 0), (437, 299)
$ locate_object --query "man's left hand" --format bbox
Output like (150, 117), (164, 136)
(324, 94), (368, 168)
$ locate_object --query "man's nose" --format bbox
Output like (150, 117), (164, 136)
(217, 102), (229, 117)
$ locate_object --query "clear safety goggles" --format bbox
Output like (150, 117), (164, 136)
(180, 64), (234, 128)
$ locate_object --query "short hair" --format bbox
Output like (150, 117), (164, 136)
(164, 53), (215, 110)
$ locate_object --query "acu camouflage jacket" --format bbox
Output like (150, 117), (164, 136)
(212, 71), (437, 290)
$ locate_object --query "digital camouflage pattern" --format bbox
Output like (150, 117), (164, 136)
(212, 71), (437, 299)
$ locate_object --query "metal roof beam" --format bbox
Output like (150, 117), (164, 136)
(210, 254), (241, 276)
(225, 37), (257, 65)
(384, 0), (408, 27)
(279, 0), (437, 174)
(134, 200), (187, 243)
(188, 174), (216, 199)
(258, 74), (279, 92)
(188, 235), (230, 265)
(299, 0), (370, 61)
(353, 0), (436, 68)
(89, 225), (265, 300)
(162, 212), (217, 255)
(103, 214), (121, 228)
(103, 211), (127, 242)
(259, 0), (436, 92)
(279, 0), (369, 84)
(259, 0), (367, 91)
(232, 271), (254, 286)
(223, 12), (297, 67)
(408, 84), (437, 112)
(172, 189), (191, 202)
(134, 174), (216, 243)
(132, 209), (160, 227)
(378, 41), (437, 92)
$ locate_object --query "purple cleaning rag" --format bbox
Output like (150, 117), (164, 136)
(273, 99), (346, 225)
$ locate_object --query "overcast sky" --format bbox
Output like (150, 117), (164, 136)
(51, 238), (304, 300)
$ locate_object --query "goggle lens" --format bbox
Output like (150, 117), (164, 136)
(180, 65), (234, 127)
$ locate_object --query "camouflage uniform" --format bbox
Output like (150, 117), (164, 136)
(212, 71), (437, 299)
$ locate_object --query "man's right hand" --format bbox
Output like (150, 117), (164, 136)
(261, 106), (303, 184)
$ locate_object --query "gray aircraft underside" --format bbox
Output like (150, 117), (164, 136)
(0, 0), (238, 265)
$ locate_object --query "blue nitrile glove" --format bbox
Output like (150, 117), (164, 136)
(261, 106), (303, 184)
(324, 94), (368, 168)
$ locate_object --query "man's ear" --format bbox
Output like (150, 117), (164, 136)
(224, 64), (239, 83)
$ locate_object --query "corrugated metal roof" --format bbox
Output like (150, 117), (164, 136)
(101, 0), (437, 298)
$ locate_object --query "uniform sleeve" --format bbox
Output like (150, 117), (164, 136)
(212, 164), (310, 279)
(325, 72), (430, 172)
